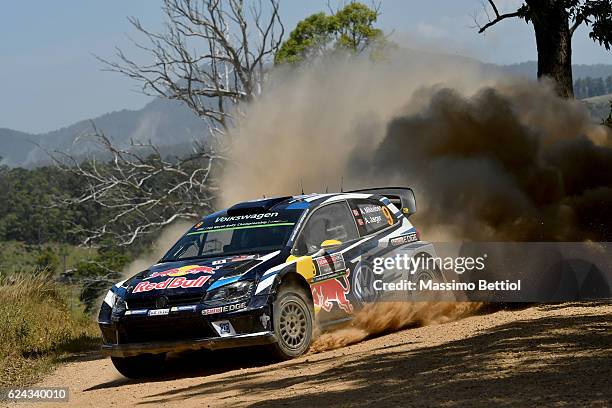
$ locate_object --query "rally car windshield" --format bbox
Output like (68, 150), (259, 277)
(161, 209), (303, 261)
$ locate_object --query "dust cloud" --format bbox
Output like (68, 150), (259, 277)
(311, 302), (481, 352)
(221, 50), (612, 242)
(359, 82), (612, 241)
(220, 51), (500, 206)
(121, 221), (194, 279)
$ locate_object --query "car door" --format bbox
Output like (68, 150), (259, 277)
(293, 201), (359, 323)
(347, 198), (404, 303)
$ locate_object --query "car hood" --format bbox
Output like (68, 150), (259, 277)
(123, 252), (273, 301)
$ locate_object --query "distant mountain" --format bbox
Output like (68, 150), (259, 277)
(0, 98), (208, 167)
(0, 129), (41, 166)
(500, 61), (612, 80)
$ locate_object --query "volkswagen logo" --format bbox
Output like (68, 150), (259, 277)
(155, 295), (169, 309)
(353, 261), (381, 303)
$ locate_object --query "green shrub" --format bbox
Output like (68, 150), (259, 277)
(35, 247), (60, 273)
(0, 273), (99, 386)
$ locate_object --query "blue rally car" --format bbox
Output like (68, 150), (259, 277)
(99, 187), (438, 378)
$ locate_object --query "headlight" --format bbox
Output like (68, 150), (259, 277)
(112, 297), (126, 315)
(104, 290), (126, 315)
(203, 281), (253, 303)
(103, 289), (118, 308)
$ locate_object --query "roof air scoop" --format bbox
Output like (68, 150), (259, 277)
(226, 196), (292, 215)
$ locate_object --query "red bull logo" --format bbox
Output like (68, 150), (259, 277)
(146, 265), (214, 280)
(132, 275), (210, 293)
(311, 269), (353, 313)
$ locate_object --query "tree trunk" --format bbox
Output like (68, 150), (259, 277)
(526, 0), (574, 98)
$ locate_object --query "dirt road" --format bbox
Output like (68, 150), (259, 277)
(16, 303), (612, 407)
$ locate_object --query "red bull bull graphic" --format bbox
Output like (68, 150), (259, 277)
(311, 269), (353, 313)
(145, 265), (214, 280)
(132, 275), (211, 293)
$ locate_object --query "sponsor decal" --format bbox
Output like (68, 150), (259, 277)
(230, 254), (258, 262)
(311, 270), (348, 283)
(171, 305), (197, 312)
(314, 253), (346, 277)
(212, 320), (236, 337)
(148, 308), (170, 316)
(201, 302), (247, 315)
(389, 233), (418, 247)
(202, 306), (223, 315)
(124, 309), (148, 316)
(132, 275), (211, 293)
(311, 268), (353, 313)
(211, 255), (256, 267)
(146, 265), (214, 280)
(215, 212), (278, 223)
(289, 209), (309, 243)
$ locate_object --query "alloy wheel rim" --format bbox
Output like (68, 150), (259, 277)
(416, 270), (435, 283)
(279, 300), (308, 349)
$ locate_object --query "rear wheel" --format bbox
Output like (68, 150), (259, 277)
(410, 252), (453, 301)
(269, 284), (313, 359)
(110, 353), (166, 379)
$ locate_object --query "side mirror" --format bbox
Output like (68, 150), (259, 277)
(320, 239), (342, 249)
(312, 240), (342, 257)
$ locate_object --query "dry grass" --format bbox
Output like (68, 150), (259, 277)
(0, 272), (99, 387)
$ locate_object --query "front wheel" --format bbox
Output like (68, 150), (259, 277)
(110, 353), (166, 379)
(269, 284), (313, 359)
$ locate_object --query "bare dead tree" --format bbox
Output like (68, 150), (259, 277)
(55, 0), (284, 246)
(50, 128), (227, 246)
(98, 0), (284, 139)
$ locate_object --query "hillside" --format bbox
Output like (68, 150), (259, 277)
(0, 129), (41, 167)
(0, 98), (207, 167)
(502, 61), (612, 80)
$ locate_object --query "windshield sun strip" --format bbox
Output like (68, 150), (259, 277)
(186, 222), (296, 235)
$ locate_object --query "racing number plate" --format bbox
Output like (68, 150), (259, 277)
(212, 320), (236, 337)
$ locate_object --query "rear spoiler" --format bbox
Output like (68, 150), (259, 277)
(346, 187), (417, 216)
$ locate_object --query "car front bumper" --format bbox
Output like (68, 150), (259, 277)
(101, 330), (277, 357)
(99, 295), (275, 357)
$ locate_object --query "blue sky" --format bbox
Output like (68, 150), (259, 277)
(1, 0), (610, 133)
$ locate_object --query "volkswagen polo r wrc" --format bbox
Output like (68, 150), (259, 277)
(99, 187), (441, 378)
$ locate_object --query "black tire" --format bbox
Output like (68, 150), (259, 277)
(409, 252), (453, 301)
(269, 284), (313, 359)
(110, 353), (166, 379)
